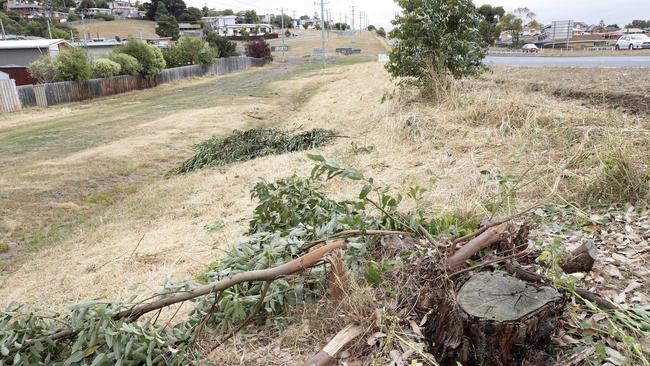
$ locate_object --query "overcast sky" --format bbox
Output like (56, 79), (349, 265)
(191, 0), (650, 30)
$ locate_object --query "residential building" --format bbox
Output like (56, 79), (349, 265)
(0, 39), (72, 66)
(73, 39), (125, 59)
(202, 15), (237, 30)
(215, 24), (273, 37)
(178, 23), (202, 38)
(110, 0), (140, 19)
(3, 0), (42, 17)
(83, 8), (113, 17)
(0, 39), (72, 85)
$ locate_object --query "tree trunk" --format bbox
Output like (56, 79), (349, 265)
(424, 271), (565, 366)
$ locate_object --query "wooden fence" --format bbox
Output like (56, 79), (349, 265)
(0, 79), (22, 113)
(7, 56), (262, 112)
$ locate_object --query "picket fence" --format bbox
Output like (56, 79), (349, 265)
(0, 56), (264, 113)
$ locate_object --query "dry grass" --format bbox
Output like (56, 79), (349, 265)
(0, 41), (648, 363)
(267, 29), (389, 58)
(72, 19), (157, 40)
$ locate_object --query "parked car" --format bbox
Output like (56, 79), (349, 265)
(522, 44), (539, 53)
(615, 34), (650, 50)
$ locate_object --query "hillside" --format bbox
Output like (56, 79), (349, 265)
(71, 19), (157, 40)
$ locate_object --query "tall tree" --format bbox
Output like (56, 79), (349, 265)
(499, 12), (524, 45)
(477, 4), (505, 45)
(244, 10), (258, 24)
(156, 14), (179, 39)
(596, 19), (606, 33)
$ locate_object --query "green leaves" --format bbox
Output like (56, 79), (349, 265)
(175, 129), (336, 174)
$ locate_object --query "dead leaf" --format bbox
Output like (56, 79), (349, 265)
(367, 332), (386, 346)
(605, 347), (625, 366)
(409, 320), (424, 339)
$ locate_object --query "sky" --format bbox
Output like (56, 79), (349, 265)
(189, 0), (650, 30)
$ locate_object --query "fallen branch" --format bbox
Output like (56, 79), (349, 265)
(503, 263), (617, 310)
(303, 324), (364, 366)
(113, 240), (347, 322)
(447, 223), (514, 270)
(300, 230), (412, 253)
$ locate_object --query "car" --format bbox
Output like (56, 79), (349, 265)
(615, 34), (650, 50)
(521, 44), (539, 53)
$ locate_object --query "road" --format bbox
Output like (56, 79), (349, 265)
(485, 55), (650, 68)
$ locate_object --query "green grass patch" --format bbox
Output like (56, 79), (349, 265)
(0, 243), (9, 254)
(173, 128), (337, 174)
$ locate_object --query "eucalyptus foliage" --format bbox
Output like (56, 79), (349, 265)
(386, 0), (487, 89)
(173, 128), (336, 174)
(1, 156), (476, 365)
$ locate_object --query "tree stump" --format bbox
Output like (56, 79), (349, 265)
(424, 271), (565, 366)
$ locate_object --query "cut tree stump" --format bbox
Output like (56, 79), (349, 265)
(560, 241), (597, 274)
(425, 271), (565, 366)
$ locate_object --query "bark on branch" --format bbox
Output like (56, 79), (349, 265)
(447, 223), (513, 270)
(112, 240), (348, 322)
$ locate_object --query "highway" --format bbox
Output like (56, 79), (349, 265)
(484, 55), (650, 68)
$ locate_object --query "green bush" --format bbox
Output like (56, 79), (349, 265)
(115, 39), (166, 76)
(108, 53), (142, 75)
(91, 58), (121, 78)
(162, 37), (215, 68)
(56, 47), (92, 82)
(386, 0), (486, 93)
(205, 31), (238, 58)
(27, 56), (61, 84)
(67, 12), (80, 21)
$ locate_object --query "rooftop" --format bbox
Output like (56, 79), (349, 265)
(0, 39), (71, 50)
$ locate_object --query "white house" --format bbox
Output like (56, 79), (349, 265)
(217, 24), (273, 37)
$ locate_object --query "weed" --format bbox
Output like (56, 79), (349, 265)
(0, 243), (8, 254)
(583, 142), (648, 206)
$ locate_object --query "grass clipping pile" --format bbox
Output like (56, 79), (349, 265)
(173, 128), (337, 174)
(1, 157), (649, 366)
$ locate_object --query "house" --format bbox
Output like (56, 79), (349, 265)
(83, 8), (113, 17)
(0, 39), (73, 66)
(3, 0), (42, 18)
(215, 24), (273, 37)
(202, 15), (237, 30)
(110, 0), (140, 19)
(178, 23), (202, 38)
(73, 39), (125, 59)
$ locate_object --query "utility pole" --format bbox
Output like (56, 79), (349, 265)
(0, 15), (6, 40)
(359, 11), (363, 35)
(279, 7), (286, 61)
(351, 6), (355, 33)
(315, 0), (328, 69)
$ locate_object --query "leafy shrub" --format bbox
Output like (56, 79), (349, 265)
(162, 37), (215, 68)
(115, 39), (166, 76)
(27, 56), (60, 84)
(386, 0), (486, 93)
(173, 128), (336, 174)
(67, 12), (80, 21)
(205, 32), (238, 58)
(108, 53), (142, 75)
(245, 39), (272, 62)
(91, 58), (121, 78)
(56, 47), (92, 82)
(376, 27), (386, 37)
(196, 47), (217, 67)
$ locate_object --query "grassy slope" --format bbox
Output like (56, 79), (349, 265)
(72, 19), (157, 40)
